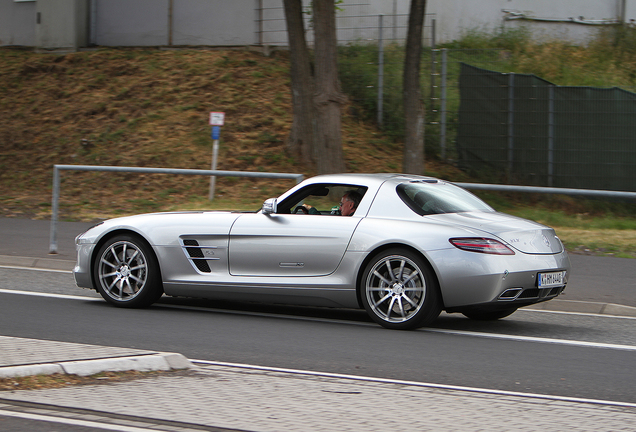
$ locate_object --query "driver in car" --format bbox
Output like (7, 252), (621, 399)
(302, 190), (362, 216)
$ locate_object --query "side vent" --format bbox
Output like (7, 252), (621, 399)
(183, 239), (211, 273)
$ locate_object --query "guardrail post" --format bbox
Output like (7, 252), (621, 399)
(49, 165), (61, 254)
(377, 14), (384, 128)
(440, 48), (447, 160)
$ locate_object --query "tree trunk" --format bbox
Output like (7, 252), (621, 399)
(312, 0), (346, 174)
(403, 0), (427, 175)
(282, 0), (315, 165)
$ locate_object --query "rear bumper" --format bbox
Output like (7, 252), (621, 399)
(427, 248), (571, 309)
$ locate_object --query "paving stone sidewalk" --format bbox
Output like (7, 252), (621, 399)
(2, 362), (636, 432)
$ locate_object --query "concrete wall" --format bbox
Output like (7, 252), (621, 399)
(93, 0), (257, 47)
(0, 0), (633, 49)
(0, 0), (36, 46)
(365, 0), (625, 43)
(94, 0), (170, 46)
(35, 0), (88, 49)
(172, 0), (258, 46)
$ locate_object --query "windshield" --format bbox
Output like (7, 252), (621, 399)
(396, 181), (493, 216)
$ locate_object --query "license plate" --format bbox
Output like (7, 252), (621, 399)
(538, 271), (565, 288)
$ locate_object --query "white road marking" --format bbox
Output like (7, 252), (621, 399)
(193, 359), (636, 409)
(423, 328), (636, 351)
(1, 289), (634, 353)
(0, 288), (99, 301)
(2, 288), (635, 410)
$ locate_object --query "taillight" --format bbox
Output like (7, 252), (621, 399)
(449, 238), (515, 255)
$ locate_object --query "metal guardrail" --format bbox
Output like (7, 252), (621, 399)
(49, 165), (304, 254)
(49, 164), (635, 255)
(455, 183), (636, 200)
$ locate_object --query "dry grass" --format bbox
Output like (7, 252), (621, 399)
(555, 227), (636, 258)
(0, 370), (182, 391)
(1, 47), (432, 221)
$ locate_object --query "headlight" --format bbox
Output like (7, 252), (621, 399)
(75, 222), (104, 245)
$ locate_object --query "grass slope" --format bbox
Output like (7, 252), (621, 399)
(0, 48), (423, 220)
(0, 47), (634, 257)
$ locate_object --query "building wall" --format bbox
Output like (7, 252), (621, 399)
(94, 0), (170, 46)
(0, 0), (36, 46)
(366, 0), (625, 43)
(0, 0), (632, 49)
(35, 0), (88, 49)
(172, 0), (258, 46)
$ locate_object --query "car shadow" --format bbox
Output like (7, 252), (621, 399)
(156, 295), (374, 324)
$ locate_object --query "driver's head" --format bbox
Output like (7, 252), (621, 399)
(340, 191), (362, 216)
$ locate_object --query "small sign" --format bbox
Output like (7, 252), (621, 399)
(211, 126), (221, 140)
(209, 112), (225, 126)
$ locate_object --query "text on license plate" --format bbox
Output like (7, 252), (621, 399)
(538, 271), (566, 288)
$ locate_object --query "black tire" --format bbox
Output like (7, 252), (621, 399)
(461, 307), (517, 321)
(93, 234), (163, 308)
(360, 248), (441, 330)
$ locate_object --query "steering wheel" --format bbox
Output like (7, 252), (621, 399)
(293, 205), (309, 214)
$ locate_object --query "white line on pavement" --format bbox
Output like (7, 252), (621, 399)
(2, 289), (635, 352)
(0, 265), (71, 273)
(0, 289), (99, 301)
(193, 360), (636, 409)
(0, 409), (166, 432)
(423, 328), (636, 351)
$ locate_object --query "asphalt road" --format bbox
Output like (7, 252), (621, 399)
(1, 217), (635, 407)
(1, 267), (635, 404)
(1, 217), (635, 307)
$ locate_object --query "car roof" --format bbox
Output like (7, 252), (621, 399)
(302, 173), (443, 188)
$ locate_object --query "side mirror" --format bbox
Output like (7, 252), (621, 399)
(262, 198), (277, 215)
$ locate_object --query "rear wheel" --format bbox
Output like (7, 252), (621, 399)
(94, 234), (163, 308)
(361, 248), (441, 330)
(461, 307), (517, 321)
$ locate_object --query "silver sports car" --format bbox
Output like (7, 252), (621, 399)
(73, 173), (571, 330)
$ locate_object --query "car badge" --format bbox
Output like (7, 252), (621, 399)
(542, 235), (551, 248)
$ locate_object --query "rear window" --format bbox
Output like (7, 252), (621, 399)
(396, 181), (493, 216)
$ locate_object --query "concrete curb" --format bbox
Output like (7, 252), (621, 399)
(0, 353), (194, 379)
(0, 255), (74, 272)
(526, 299), (636, 317)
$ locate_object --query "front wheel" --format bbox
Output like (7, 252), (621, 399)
(360, 248), (441, 330)
(93, 234), (163, 308)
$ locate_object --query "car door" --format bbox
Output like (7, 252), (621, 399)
(228, 212), (361, 277)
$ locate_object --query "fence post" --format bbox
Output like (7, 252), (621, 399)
(167, 0), (173, 46)
(256, 0), (263, 45)
(548, 85), (555, 187)
(377, 14), (384, 128)
(507, 73), (515, 183)
(429, 19), (436, 109)
(440, 48), (447, 160)
(392, 0), (397, 41)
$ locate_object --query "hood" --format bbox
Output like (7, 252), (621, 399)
(426, 212), (564, 254)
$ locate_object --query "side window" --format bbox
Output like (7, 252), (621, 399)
(396, 182), (493, 216)
(278, 184), (367, 215)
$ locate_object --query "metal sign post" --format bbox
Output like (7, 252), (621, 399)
(209, 112), (225, 200)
